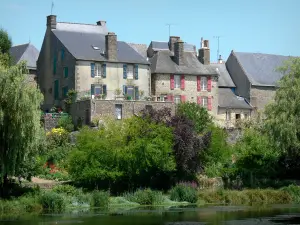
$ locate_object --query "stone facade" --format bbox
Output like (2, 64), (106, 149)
(215, 108), (252, 128)
(151, 73), (219, 116)
(250, 86), (276, 113)
(70, 100), (175, 126)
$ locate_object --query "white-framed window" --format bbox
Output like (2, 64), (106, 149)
(127, 66), (134, 79)
(174, 95), (181, 104)
(95, 64), (102, 77)
(202, 96), (208, 108)
(94, 85), (103, 95)
(174, 75), (181, 88)
(201, 77), (207, 91)
(226, 111), (231, 121)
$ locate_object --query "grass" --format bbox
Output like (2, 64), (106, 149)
(90, 191), (110, 209)
(198, 189), (292, 205)
(123, 189), (165, 205)
(169, 184), (198, 203)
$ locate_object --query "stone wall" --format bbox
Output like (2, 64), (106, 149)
(70, 100), (91, 126)
(216, 107), (252, 128)
(43, 113), (68, 131)
(250, 86), (276, 113)
(152, 73), (219, 116)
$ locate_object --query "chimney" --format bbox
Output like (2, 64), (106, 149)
(174, 39), (184, 66)
(47, 15), (57, 29)
(168, 36), (180, 52)
(198, 38), (210, 65)
(218, 55), (223, 64)
(96, 20), (106, 26)
(105, 32), (117, 61)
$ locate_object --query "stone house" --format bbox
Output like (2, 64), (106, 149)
(10, 43), (39, 86)
(210, 61), (252, 128)
(37, 15), (150, 111)
(226, 51), (291, 113)
(148, 36), (219, 115)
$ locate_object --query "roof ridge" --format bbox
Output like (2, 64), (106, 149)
(128, 43), (147, 46)
(12, 43), (30, 48)
(58, 22), (98, 26)
(234, 51), (291, 57)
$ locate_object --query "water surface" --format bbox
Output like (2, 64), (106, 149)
(2, 205), (300, 225)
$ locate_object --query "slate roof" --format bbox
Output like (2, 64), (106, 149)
(10, 43), (39, 69)
(149, 51), (217, 75)
(151, 41), (196, 52)
(127, 43), (148, 59)
(218, 88), (252, 109)
(210, 63), (236, 87)
(231, 51), (292, 86)
(52, 22), (149, 64)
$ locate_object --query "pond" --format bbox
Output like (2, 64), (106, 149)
(2, 205), (300, 225)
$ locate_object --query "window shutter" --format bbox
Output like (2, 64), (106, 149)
(91, 84), (95, 95)
(180, 95), (186, 102)
(102, 64), (106, 78)
(207, 77), (212, 92)
(170, 95), (174, 102)
(123, 85), (127, 95)
(91, 63), (95, 78)
(61, 49), (65, 61)
(103, 84), (107, 95)
(54, 80), (59, 100)
(208, 96), (212, 111)
(197, 76), (201, 91)
(170, 75), (175, 90)
(64, 67), (68, 78)
(197, 96), (202, 105)
(134, 64), (138, 80)
(180, 75), (185, 90)
(135, 86), (139, 100)
(123, 64), (127, 79)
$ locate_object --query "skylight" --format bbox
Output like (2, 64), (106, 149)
(92, 45), (100, 50)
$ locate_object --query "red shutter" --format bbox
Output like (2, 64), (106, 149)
(197, 96), (202, 105)
(207, 77), (212, 92)
(197, 76), (201, 91)
(208, 96), (212, 111)
(170, 75), (175, 90)
(181, 75), (185, 90)
(181, 95), (186, 102)
(170, 95), (174, 102)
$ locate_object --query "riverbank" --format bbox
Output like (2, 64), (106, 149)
(1, 184), (300, 219)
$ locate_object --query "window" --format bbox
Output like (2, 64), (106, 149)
(202, 96), (208, 108)
(236, 114), (241, 120)
(201, 77), (207, 91)
(64, 67), (68, 78)
(91, 84), (107, 98)
(95, 64), (102, 77)
(127, 66), (134, 79)
(160, 95), (168, 102)
(62, 86), (68, 98)
(115, 104), (122, 120)
(174, 95), (181, 104)
(174, 75), (181, 88)
(54, 80), (59, 100)
(226, 111), (231, 121)
(127, 86), (134, 99)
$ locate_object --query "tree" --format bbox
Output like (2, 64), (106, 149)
(264, 58), (300, 156)
(0, 29), (12, 67)
(177, 102), (212, 133)
(0, 62), (43, 188)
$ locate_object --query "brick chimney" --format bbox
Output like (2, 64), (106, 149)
(47, 15), (57, 29)
(105, 32), (117, 61)
(96, 20), (106, 26)
(198, 38), (210, 65)
(168, 36), (180, 52)
(174, 39), (184, 66)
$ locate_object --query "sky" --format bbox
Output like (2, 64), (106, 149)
(0, 0), (299, 61)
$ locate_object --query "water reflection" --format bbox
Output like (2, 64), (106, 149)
(2, 205), (300, 225)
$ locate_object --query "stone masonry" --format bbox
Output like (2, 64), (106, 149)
(250, 86), (276, 113)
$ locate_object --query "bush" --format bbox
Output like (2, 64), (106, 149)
(39, 191), (66, 212)
(123, 189), (164, 205)
(58, 115), (74, 132)
(169, 183), (198, 203)
(90, 191), (110, 208)
(52, 184), (78, 196)
(281, 185), (300, 203)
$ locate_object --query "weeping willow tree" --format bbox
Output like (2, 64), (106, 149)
(265, 57), (300, 155)
(0, 61), (44, 184)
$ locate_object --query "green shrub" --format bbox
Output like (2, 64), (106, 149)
(169, 184), (198, 203)
(281, 185), (300, 203)
(123, 189), (164, 205)
(90, 191), (110, 208)
(52, 184), (78, 196)
(58, 115), (74, 132)
(39, 191), (66, 212)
